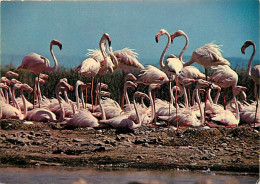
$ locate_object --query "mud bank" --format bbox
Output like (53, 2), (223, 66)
(0, 119), (259, 173)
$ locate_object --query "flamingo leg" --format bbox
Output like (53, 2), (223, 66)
(175, 76), (179, 130)
(37, 74), (41, 108)
(95, 77), (99, 106)
(91, 77), (94, 113)
(203, 68), (208, 126)
(223, 88), (227, 110)
(33, 74), (36, 109)
(153, 89), (157, 125)
(253, 84), (259, 128)
(188, 88), (191, 107)
(168, 79), (171, 129)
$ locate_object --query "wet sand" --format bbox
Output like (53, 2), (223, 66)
(0, 119), (259, 173)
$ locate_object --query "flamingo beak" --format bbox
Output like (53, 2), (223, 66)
(155, 35), (159, 43)
(241, 46), (245, 54)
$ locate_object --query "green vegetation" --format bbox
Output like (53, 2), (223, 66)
(0, 64), (256, 106)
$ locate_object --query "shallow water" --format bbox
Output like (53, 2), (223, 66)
(0, 167), (258, 184)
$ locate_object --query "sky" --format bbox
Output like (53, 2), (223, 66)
(0, 0), (259, 69)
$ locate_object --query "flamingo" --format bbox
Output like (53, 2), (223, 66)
(0, 77), (11, 104)
(99, 91), (148, 129)
(112, 48), (144, 71)
(209, 65), (238, 108)
(159, 79), (209, 127)
(5, 71), (19, 78)
(0, 83), (33, 120)
(17, 40), (62, 108)
(241, 40), (260, 127)
(27, 80), (73, 122)
(121, 81), (138, 110)
(156, 29), (184, 128)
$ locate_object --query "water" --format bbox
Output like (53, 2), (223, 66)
(0, 167), (258, 184)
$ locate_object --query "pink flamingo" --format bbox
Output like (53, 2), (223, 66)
(17, 40), (62, 108)
(27, 80), (73, 122)
(66, 89), (110, 128)
(209, 65), (238, 108)
(156, 29), (184, 128)
(241, 40), (260, 127)
(99, 91), (148, 129)
(0, 83), (33, 120)
(120, 73), (138, 109)
(5, 71), (19, 78)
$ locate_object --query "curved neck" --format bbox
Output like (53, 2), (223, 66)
(132, 95), (141, 128)
(75, 83), (80, 109)
(56, 85), (65, 122)
(11, 87), (20, 111)
(37, 80), (42, 103)
(97, 86), (106, 120)
(232, 89), (240, 121)
(46, 44), (59, 71)
(121, 83), (131, 109)
(213, 88), (221, 104)
(195, 86), (204, 123)
(99, 37), (109, 68)
(148, 87), (155, 123)
(207, 88), (213, 104)
(246, 42), (256, 77)
(182, 84), (189, 107)
(80, 87), (86, 109)
(20, 89), (27, 117)
(159, 32), (171, 69)
(179, 33), (189, 63)
(63, 90), (69, 103)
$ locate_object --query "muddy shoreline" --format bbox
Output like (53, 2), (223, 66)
(0, 119), (259, 173)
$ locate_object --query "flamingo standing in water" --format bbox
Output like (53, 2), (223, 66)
(16, 40), (62, 108)
(241, 40), (260, 127)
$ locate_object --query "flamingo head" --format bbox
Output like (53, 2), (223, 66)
(5, 71), (19, 78)
(22, 84), (33, 93)
(100, 83), (108, 90)
(170, 30), (186, 43)
(13, 83), (23, 91)
(196, 79), (210, 88)
(149, 83), (161, 90)
(241, 40), (253, 54)
(39, 73), (49, 80)
(76, 80), (85, 87)
(0, 83), (9, 90)
(38, 78), (46, 84)
(103, 33), (111, 46)
(10, 79), (22, 85)
(51, 40), (62, 50)
(134, 91), (149, 100)
(126, 81), (137, 90)
(172, 86), (181, 93)
(100, 91), (110, 98)
(155, 29), (167, 43)
(125, 73), (137, 81)
(0, 77), (11, 85)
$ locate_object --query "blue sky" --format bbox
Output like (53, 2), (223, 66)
(1, 0), (259, 69)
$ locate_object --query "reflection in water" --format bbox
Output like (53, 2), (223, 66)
(0, 167), (258, 184)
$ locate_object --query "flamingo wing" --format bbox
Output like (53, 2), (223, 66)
(17, 53), (49, 74)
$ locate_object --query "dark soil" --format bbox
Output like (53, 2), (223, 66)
(0, 119), (259, 173)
